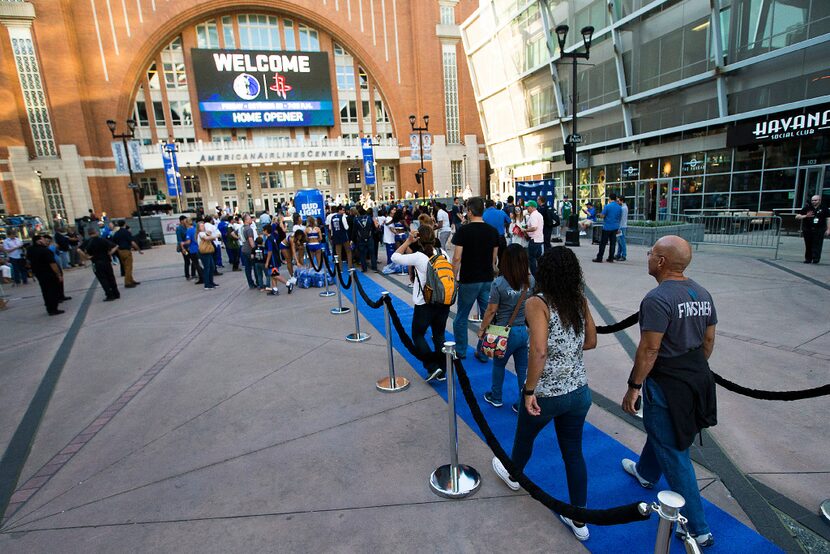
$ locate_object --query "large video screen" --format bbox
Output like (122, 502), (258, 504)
(191, 49), (335, 128)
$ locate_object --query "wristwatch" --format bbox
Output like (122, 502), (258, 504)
(522, 387), (535, 396)
(627, 379), (642, 390)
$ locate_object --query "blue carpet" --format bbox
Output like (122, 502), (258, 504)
(342, 277), (781, 553)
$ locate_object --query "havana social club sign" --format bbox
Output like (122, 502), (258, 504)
(727, 103), (830, 147)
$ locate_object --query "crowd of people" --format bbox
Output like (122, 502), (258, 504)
(0, 193), (742, 548)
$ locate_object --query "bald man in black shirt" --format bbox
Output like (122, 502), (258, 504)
(27, 234), (63, 315)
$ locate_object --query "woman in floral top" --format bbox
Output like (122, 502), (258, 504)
(491, 246), (597, 542)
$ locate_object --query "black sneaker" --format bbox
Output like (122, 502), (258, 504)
(48, 310), (65, 316)
(592, 258), (602, 263)
(287, 282), (294, 294)
(483, 392), (503, 408)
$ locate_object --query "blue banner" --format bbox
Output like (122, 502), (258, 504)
(515, 179), (556, 202)
(294, 188), (325, 222)
(360, 137), (376, 186)
(161, 144), (181, 198)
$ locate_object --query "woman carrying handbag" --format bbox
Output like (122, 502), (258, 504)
(478, 244), (533, 413)
(197, 221), (218, 289)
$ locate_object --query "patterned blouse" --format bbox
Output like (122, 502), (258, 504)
(534, 294), (587, 397)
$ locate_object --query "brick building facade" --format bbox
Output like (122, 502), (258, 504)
(0, 0), (487, 222)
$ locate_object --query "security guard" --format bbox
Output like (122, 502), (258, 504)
(796, 195), (830, 264)
(27, 234), (64, 315)
(80, 226), (121, 301)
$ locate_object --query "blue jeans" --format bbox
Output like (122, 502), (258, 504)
(616, 228), (627, 258)
(10, 258), (27, 284)
(528, 241), (543, 276)
(241, 252), (255, 287)
(214, 243), (223, 267)
(200, 253), (215, 288)
(636, 379), (710, 536)
(253, 262), (266, 287)
(489, 325), (528, 404)
(511, 385), (592, 507)
(453, 281), (491, 354)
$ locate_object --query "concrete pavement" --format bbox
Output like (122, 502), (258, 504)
(0, 240), (827, 553)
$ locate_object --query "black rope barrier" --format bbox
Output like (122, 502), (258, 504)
(382, 296), (445, 367)
(712, 373), (830, 401)
(335, 261), (352, 289)
(451, 358), (650, 525)
(306, 248), (323, 272)
(596, 312), (639, 334)
(598, 311), (830, 401)
(352, 272), (385, 309)
(322, 251), (336, 277)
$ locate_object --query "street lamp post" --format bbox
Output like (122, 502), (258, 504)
(554, 24), (594, 247)
(409, 114), (429, 200)
(106, 119), (144, 234)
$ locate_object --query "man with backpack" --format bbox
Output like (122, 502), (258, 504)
(354, 207), (376, 272)
(391, 222), (456, 382)
(329, 205), (352, 268)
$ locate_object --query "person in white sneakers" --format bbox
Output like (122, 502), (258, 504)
(491, 247), (596, 542)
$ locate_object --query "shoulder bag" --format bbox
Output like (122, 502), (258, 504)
(481, 286), (527, 359)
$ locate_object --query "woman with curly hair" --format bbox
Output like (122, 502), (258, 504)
(490, 246), (597, 542)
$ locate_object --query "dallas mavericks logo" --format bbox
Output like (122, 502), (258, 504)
(233, 73), (260, 100)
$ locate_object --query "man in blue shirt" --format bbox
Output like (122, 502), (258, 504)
(483, 199), (510, 261)
(185, 222), (204, 284)
(593, 193), (622, 263)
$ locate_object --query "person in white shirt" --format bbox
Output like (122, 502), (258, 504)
(390, 222), (450, 382)
(380, 206), (398, 265)
(259, 210), (272, 227)
(2, 229), (28, 284)
(435, 203), (452, 249)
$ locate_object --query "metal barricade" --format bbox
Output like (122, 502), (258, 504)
(685, 212), (782, 259)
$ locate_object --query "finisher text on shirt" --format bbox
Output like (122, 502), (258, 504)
(677, 301), (712, 319)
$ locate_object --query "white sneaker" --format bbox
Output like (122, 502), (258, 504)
(491, 457), (520, 491)
(621, 458), (653, 488)
(560, 515), (590, 541)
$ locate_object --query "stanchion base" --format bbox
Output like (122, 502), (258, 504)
(429, 464), (481, 499)
(346, 332), (370, 342)
(821, 499), (830, 524)
(376, 376), (410, 393)
(319, 290), (336, 297)
(331, 307), (351, 314)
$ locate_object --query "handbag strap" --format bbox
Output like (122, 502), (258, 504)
(505, 286), (527, 329)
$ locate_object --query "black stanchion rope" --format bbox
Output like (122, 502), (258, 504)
(596, 311), (829, 400)
(322, 251), (337, 277)
(306, 247), (324, 272)
(378, 297), (651, 524)
(451, 358), (650, 525)
(351, 272), (385, 309)
(336, 262), (352, 289)
(382, 296), (446, 367)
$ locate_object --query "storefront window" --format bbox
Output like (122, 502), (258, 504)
(760, 190), (794, 211)
(680, 195), (703, 211)
(660, 156), (680, 178)
(731, 171), (761, 192)
(238, 15), (280, 50)
(681, 152), (706, 175)
(800, 135), (830, 165)
(730, 192), (760, 210)
(220, 173), (237, 191)
(283, 19), (296, 50)
(706, 149), (732, 173)
(763, 141), (799, 168)
(733, 147), (763, 171)
(762, 168), (797, 191)
(640, 159), (658, 180)
(705, 174), (730, 193)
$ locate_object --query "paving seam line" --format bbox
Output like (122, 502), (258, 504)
(2, 394), (438, 533)
(5, 336), (339, 530)
(758, 259), (830, 292)
(0, 278), (97, 526)
(377, 270), (806, 552)
(0, 283), (246, 528)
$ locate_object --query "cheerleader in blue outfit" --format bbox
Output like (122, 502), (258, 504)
(305, 216), (324, 270)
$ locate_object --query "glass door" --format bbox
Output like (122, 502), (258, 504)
(799, 167), (824, 206)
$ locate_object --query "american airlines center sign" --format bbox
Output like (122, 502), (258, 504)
(191, 49), (335, 128)
(727, 103), (830, 147)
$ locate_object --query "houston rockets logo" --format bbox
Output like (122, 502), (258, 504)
(269, 73), (293, 99)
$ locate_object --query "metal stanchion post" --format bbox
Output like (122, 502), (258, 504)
(429, 341), (480, 499)
(376, 292), (410, 392)
(330, 255), (350, 315)
(649, 491), (700, 554)
(319, 252), (335, 298)
(345, 268), (370, 342)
